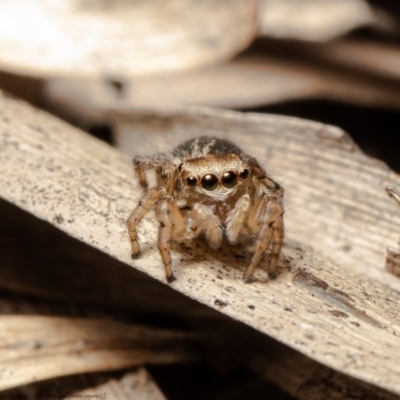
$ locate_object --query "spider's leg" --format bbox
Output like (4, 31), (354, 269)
(133, 158), (150, 191)
(127, 187), (163, 258)
(265, 206), (284, 279)
(156, 197), (185, 283)
(243, 196), (284, 282)
(133, 154), (175, 192)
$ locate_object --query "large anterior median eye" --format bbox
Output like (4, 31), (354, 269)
(221, 171), (237, 188)
(201, 174), (218, 191)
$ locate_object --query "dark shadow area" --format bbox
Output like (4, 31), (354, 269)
(88, 124), (114, 145)
(148, 364), (295, 400)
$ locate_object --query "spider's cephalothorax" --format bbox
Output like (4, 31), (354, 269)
(127, 136), (284, 283)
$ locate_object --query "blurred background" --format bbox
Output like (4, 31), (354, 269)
(1, 1), (400, 398)
(1, 0), (400, 172)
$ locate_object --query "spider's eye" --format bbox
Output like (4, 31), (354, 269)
(239, 169), (249, 180)
(221, 171), (238, 188)
(201, 174), (218, 191)
(186, 176), (198, 186)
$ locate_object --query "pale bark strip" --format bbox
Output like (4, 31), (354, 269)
(0, 315), (195, 391)
(1, 95), (400, 394)
(0, 0), (257, 78)
(258, 0), (373, 41)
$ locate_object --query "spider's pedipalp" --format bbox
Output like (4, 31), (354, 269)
(191, 203), (223, 249)
(225, 193), (251, 244)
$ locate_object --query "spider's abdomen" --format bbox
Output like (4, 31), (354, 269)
(172, 136), (244, 162)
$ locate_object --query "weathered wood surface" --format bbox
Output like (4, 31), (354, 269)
(0, 315), (195, 391)
(0, 0), (257, 78)
(1, 94), (400, 394)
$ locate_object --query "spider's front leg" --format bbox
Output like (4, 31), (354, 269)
(127, 187), (164, 258)
(156, 197), (185, 283)
(243, 196), (284, 283)
(133, 154), (175, 192)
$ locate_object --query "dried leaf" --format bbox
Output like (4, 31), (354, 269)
(0, 0), (257, 78)
(0, 315), (196, 391)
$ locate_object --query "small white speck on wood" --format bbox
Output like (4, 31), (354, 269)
(1, 94), (400, 395)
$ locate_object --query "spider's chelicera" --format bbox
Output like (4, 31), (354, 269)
(127, 136), (284, 283)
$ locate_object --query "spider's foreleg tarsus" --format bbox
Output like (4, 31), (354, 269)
(133, 157), (150, 192)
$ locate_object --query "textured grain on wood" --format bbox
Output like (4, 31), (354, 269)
(1, 96), (400, 394)
(0, 315), (195, 391)
(0, 0), (257, 78)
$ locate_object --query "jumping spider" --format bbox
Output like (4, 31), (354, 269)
(127, 136), (284, 283)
